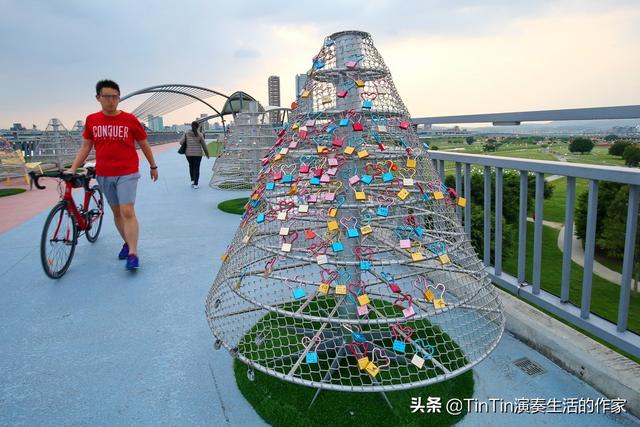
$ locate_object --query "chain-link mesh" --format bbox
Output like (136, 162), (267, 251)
(206, 30), (504, 392)
(210, 101), (277, 190)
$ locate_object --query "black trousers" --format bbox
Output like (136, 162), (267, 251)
(186, 156), (203, 185)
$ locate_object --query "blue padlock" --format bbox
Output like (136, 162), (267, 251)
(306, 352), (318, 363)
(377, 206), (389, 217)
(347, 228), (359, 238)
(326, 124), (337, 134)
(360, 260), (372, 271)
(310, 177), (321, 185)
(256, 213), (265, 223)
(251, 200), (259, 208)
(353, 331), (366, 342)
(422, 193), (431, 202)
(362, 100), (373, 109)
(332, 241), (344, 252)
(382, 172), (394, 182)
(293, 288), (306, 299)
(393, 340), (406, 353)
(266, 182), (275, 191)
(414, 226), (424, 237)
(360, 174), (373, 184)
(282, 174), (293, 183)
(339, 118), (349, 127)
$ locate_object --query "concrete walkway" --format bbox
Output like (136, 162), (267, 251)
(0, 145), (637, 425)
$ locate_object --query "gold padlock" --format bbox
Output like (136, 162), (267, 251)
(365, 361), (380, 377)
(398, 189), (409, 200)
(433, 191), (444, 200)
(355, 79), (365, 88)
(355, 191), (366, 201)
(411, 252), (425, 262)
(335, 285), (347, 295)
(301, 89), (311, 98)
(319, 283), (330, 294)
(424, 289), (435, 302)
(434, 298), (447, 309)
(360, 225), (373, 235)
(439, 254), (451, 264)
(328, 207), (338, 217)
(457, 197), (467, 207)
(357, 356), (370, 370)
(344, 146), (355, 155)
(327, 220), (339, 231)
(357, 150), (369, 159)
(357, 294), (371, 306)
(407, 159), (416, 169)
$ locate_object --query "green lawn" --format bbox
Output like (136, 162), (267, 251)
(207, 140), (223, 157)
(500, 222), (640, 336)
(218, 198), (249, 215)
(542, 177), (589, 223)
(0, 188), (26, 197)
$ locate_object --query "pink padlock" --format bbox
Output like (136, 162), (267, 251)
(328, 158), (339, 167)
(349, 175), (360, 185)
(327, 167), (338, 176)
(325, 192), (336, 201)
(357, 305), (369, 316)
(399, 239), (411, 249)
(320, 174), (330, 183)
(289, 139), (299, 149)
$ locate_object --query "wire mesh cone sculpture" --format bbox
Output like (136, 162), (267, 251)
(206, 30), (504, 392)
(35, 118), (85, 165)
(210, 101), (277, 190)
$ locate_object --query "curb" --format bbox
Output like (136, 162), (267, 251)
(498, 288), (640, 417)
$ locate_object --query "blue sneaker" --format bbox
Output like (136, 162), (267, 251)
(118, 243), (129, 260)
(126, 254), (139, 270)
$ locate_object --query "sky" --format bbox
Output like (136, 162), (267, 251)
(1, 0), (639, 129)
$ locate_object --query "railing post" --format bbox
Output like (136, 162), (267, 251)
(561, 177), (576, 303)
(483, 166), (491, 267)
(518, 171), (528, 284)
(532, 172), (544, 294)
(618, 185), (639, 331)
(438, 159), (445, 183)
(495, 167), (503, 275)
(456, 163), (462, 221)
(581, 180), (599, 319)
(464, 163), (471, 238)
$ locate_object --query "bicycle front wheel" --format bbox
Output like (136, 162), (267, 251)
(85, 185), (104, 243)
(40, 202), (78, 279)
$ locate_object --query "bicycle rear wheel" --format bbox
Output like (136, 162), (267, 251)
(40, 201), (77, 279)
(85, 185), (104, 243)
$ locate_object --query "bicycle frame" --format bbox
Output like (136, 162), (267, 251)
(62, 180), (90, 231)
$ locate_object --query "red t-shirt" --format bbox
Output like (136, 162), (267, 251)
(82, 111), (147, 176)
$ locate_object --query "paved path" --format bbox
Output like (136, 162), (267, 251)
(0, 146), (637, 425)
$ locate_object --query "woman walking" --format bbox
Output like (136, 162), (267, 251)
(180, 121), (210, 188)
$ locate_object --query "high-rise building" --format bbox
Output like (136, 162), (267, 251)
(199, 113), (210, 131)
(295, 74), (309, 97)
(268, 75), (280, 123)
(147, 115), (164, 131)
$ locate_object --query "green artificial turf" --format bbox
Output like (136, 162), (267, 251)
(217, 198), (249, 215)
(0, 188), (26, 197)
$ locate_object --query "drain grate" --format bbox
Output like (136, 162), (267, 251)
(513, 357), (545, 376)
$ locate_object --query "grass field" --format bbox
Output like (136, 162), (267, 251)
(0, 188), (26, 197)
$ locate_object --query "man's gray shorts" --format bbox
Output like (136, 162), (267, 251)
(96, 172), (140, 207)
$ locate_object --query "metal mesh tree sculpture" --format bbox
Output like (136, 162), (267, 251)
(206, 31), (504, 393)
(35, 118), (84, 166)
(210, 101), (277, 190)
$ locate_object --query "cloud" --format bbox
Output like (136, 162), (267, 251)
(233, 48), (261, 59)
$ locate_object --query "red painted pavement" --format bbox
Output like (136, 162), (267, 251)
(0, 142), (178, 236)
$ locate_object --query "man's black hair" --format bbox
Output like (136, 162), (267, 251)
(96, 79), (120, 96)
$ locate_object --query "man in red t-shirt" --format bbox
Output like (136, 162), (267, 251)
(69, 79), (158, 270)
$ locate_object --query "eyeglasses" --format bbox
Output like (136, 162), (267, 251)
(99, 95), (120, 100)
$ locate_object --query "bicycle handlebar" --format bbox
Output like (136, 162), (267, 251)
(29, 167), (96, 190)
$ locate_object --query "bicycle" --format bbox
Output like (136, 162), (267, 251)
(29, 165), (104, 279)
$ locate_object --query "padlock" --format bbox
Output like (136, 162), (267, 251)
(306, 352), (318, 363)
(281, 243), (292, 252)
(411, 354), (425, 368)
(319, 282), (330, 294)
(393, 340), (406, 353)
(332, 241), (344, 252)
(357, 149), (368, 159)
(377, 206), (389, 217)
(316, 146), (327, 154)
(327, 220), (339, 231)
(399, 239), (411, 249)
(300, 164), (310, 173)
(332, 137), (344, 147)
(292, 288), (306, 299)
(279, 227), (290, 236)
(357, 294), (371, 306)
(328, 207), (338, 217)
(414, 226), (424, 237)
(317, 255), (328, 265)
(310, 177), (321, 185)
(424, 289), (435, 302)
(345, 60), (358, 69)
(335, 285), (347, 295)
(339, 118), (349, 126)
(365, 361), (380, 377)
(382, 171), (393, 182)
(336, 90), (348, 98)
(360, 225), (373, 235)
(362, 100), (373, 109)
(433, 191), (444, 200)
(298, 204), (309, 213)
(321, 95), (332, 104)
(360, 260), (372, 270)
(403, 306), (416, 318)
(282, 174), (293, 184)
(360, 174), (373, 184)
(349, 175), (360, 185)
(357, 356), (370, 370)
(352, 122), (364, 132)
(344, 146), (355, 155)
(357, 305), (369, 316)
(389, 283), (402, 293)
(411, 251), (425, 262)
(326, 123), (337, 133)
(325, 192), (335, 201)
(377, 125), (387, 133)
(347, 228), (359, 238)
(355, 79), (365, 88)
(289, 139), (299, 149)
(256, 213), (265, 224)
(304, 229), (316, 239)
(407, 158), (417, 169)
(439, 254), (451, 264)
(458, 197), (467, 207)
(403, 178), (414, 186)
(301, 89), (310, 98)
(398, 189), (410, 200)
(434, 298), (447, 309)
(277, 211), (287, 221)
(355, 191), (366, 201)
(266, 182), (275, 191)
(399, 121), (410, 130)
(279, 148), (289, 156)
